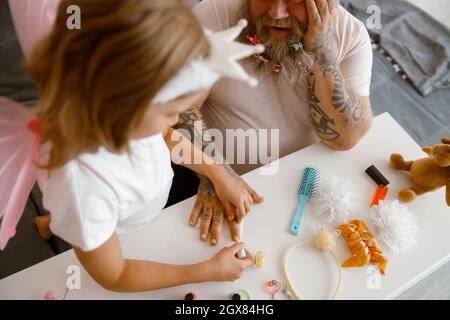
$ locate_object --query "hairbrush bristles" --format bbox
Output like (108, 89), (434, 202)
(290, 166), (320, 235)
(297, 166), (320, 199)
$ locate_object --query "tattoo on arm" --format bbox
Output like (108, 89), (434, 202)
(316, 54), (363, 126)
(173, 107), (206, 150)
(174, 107), (240, 199)
(306, 27), (365, 141)
(307, 76), (341, 141)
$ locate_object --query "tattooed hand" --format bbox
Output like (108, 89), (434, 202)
(173, 105), (264, 247)
(303, 0), (339, 57)
(189, 174), (264, 246)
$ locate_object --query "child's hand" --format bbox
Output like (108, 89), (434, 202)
(211, 172), (263, 224)
(208, 242), (253, 281)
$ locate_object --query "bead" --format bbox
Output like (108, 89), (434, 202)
(231, 293), (241, 300)
(184, 292), (196, 300)
(237, 248), (247, 259)
(255, 251), (265, 268)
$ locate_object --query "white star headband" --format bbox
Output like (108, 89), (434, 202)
(152, 19), (265, 105)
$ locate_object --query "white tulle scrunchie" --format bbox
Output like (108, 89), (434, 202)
(310, 175), (360, 224)
(370, 200), (418, 253)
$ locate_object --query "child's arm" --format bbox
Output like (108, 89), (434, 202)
(164, 128), (254, 222)
(74, 233), (252, 292)
(164, 128), (225, 178)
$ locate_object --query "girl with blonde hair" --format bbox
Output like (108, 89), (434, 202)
(0, 0), (263, 291)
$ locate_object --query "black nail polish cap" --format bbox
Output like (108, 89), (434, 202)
(365, 165), (389, 186)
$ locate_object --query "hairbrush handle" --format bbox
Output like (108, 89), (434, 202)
(289, 195), (309, 236)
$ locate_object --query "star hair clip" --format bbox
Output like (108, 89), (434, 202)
(245, 33), (283, 74)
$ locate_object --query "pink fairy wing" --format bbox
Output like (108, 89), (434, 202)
(0, 97), (40, 250)
(8, 0), (59, 60)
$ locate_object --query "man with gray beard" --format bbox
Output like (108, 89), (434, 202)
(175, 0), (373, 246)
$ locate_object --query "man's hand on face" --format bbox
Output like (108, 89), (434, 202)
(303, 0), (339, 55)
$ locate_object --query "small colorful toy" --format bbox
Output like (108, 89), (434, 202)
(264, 280), (292, 300)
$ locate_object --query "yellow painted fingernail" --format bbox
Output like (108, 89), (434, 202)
(211, 238), (217, 246)
(201, 233), (207, 240)
(189, 220), (194, 226)
(228, 215), (234, 220)
(233, 236), (239, 242)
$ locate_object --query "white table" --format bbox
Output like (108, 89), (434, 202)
(0, 113), (449, 300)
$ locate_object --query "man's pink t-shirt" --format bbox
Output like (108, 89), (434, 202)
(195, 0), (373, 174)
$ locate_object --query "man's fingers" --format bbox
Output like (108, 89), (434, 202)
(210, 208), (224, 246)
(224, 203), (235, 221)
(199, 206), (213, 241)
(189, 200), (203, 227)
(227, 218), (241, 242)
(316, 0), (330, 21)
(327, 0), (335, 11)
(306, 0), (321, 26)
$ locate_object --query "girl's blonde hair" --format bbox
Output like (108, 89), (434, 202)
(28, 0), (209, 170)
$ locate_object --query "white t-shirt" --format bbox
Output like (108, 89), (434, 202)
(194, 0), (373, 174)
(37, 133), (174, 252)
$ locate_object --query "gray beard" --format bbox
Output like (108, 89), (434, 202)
(238, 0), (314, 82)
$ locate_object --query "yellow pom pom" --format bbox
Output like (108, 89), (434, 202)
(314, 231), (336, 252)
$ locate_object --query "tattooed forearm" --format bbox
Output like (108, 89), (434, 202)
(307, 76), (341, 141)
(306, 21), (364, 128)
(173, 107), (205, 150)
(307, 38), (365, 143)
(315, 54), (363, 125)
(174, 107), (240, 198)
(303, 0), (370, 148)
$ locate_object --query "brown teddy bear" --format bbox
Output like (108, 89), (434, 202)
(390, 137), (450, 206)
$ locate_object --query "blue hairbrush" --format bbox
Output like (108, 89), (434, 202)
(289, 166), (320, 236)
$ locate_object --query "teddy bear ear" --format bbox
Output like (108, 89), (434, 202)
(442, 137), (450, 145)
